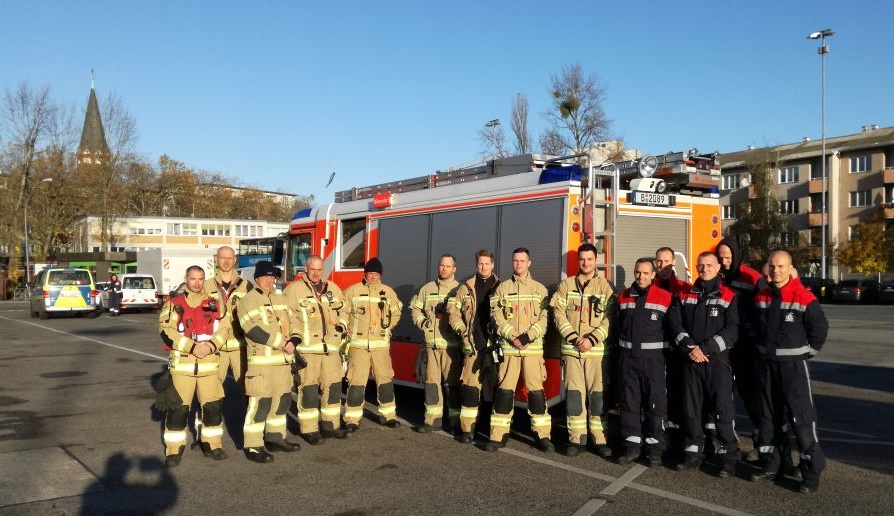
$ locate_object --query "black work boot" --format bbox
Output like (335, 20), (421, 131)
(798, 477), (820, 494)
(414, 423), (434, 433)
(322, 428), (348, 439)
(675, 454), (702, 471)
(244, 447), (274, 463)
(303, 432), (323, 445)
(264, 439), (301, 452)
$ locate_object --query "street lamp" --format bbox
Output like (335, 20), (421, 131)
(485, 119), (500, 158)
(808, 28), (833, 278)
(23, 177), (53, 290)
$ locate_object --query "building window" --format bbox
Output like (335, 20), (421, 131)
(168, 223), (181, 235)
(778, 166), (799, 184)
(780, 199), (800, 215)
(849, 190), (871, 208)
(182, 223), (197, 236)
(850, 155), (870, 174)
(780, 232), (797, 246)
(847, 225), (855, 241)
(721, 174), (739, 191)
(722, 205), (737, 220)
(201, 224), (232, 236)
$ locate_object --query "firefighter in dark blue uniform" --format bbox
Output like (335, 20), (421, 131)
(751, 251), (829, 494)
(671, 252), (740, 477)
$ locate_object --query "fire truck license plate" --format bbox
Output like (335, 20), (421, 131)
(632, 192), (670, 206)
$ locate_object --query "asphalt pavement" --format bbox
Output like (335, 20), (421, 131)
(0, 301), (892, 515)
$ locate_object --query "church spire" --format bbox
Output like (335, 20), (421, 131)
(78, 71), (109, 165)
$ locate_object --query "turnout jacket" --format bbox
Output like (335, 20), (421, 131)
(491, 272), (549, 357)
(655, 275), (691, 296)
(282, 276), (348, 355)
(236, 287), (300, 368)
(617, 284), (675, 358)
(159, 289), (226, 376)
(342, 279), (403, 350)
(410, 278), (460, 349)
(448, 274), (500, 354)
(550, 273), (615, 358)
(672, 279), (739, 358)
(754, 278), (828, 361)
(204, 274), (252, 352)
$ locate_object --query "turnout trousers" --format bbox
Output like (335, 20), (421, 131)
(218, 348), (246, 385)
(243, 364), (293, 448)
(489, 355), (550, 443)
(563, 355), (607, 446)
(294, 352), (344, 434)
(459, 352), (490, 433)
(423, 347), (463, 428)
(344, 348), (396, 426)
(165, 372), (224, 455)
(682, 358), (738, 464)
(619, 352), (666, 453)
(756, 359), (826, 481)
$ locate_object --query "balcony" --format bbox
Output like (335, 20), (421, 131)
(808, 178), (825, 194)
(884, 168), (894, 184)
(885, 205), (894, 219)
(809, 212), (828, 226)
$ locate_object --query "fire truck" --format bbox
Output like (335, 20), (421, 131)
(285, 150), (722, 406)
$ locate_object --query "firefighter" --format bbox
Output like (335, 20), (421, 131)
(616, 258), (675, 467)
(550, 243), (614, 458)
(158, 265), (227, 467)
(108, 273), (122, 315)
(411, 254), (462, 433)
(206, 246), (252, 387)
(282, 255), (349, 443)
(447, 249), (500, 444)
(716, 237), (764, 452)
(484, 248), (552, 453)
(751, 251), (828, 494)
(237, 261), (302, 463)
(342, 258), (403, 431)
(672, 252), (740, 477)
(655, 247), (691, 457)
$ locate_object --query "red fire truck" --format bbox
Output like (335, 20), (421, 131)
(285, 150), (722, 406)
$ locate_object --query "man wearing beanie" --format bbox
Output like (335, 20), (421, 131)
(342, 257), (404, 431)
(236, 260), (303, 463)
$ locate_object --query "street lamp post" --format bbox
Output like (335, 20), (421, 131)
(23, 177), (53, 290)
(485, 119), (500, 158)
(808, 28), (833, 278)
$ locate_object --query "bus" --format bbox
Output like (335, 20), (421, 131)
(237, 234), (287, 281)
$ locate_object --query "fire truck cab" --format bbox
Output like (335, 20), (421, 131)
(286, 150), (722, 406)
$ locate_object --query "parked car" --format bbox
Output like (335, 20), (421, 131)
(879, 280), (894, 303)
(99, 273), (160, 313)
(30, 267), (100, 319)
(830, 279), (879, 304)
(800, 277), (836, 303)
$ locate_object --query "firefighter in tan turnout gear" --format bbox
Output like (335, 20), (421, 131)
(342, 258), (403, 431)
(485, 247), (552, 453)
(410, 254), (462, 434)
(206, 246), (252, 387)
(158, 265), (228, 467)
(282, 255), (349, 444)
(237, 261), (302, 463)
(447, 249), (499, 444)
(550, 243), (615, 458)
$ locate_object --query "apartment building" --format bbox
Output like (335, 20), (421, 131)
(719, 125), (894, 279)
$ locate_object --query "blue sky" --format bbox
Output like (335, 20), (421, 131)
(3, 1), (892, 209)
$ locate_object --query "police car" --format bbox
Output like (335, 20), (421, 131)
(29, 267), (100, 319)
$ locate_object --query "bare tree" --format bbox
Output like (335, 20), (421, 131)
(540, 63), (611, 156)
(511, 93), (532, 155)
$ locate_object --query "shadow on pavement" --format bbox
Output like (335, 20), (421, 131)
(79, 452), (178, 515)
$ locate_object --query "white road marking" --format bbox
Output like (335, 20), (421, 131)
(570, 498), (606, 516)
(736, 413), (877, 439)
(600, 463), (647, 496)
(0, 315), (166, 361)
(822, 437), (894, 446)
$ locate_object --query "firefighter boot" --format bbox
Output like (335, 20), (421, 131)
(676, 454), (703, 471)
(164, 446), (185, 468)
(244, 447), (274, 464)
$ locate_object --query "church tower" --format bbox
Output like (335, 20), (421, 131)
(77, 73), (110, 165)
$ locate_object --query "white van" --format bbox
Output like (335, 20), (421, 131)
(101, 273), (160, 313)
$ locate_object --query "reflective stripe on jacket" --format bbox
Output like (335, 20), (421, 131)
(343, 280), (403, 350)
(550, 274), (614, 358)
(490, 273), (549, 356)
(411, 278), (460, 349)
(283, 277), (348, 354)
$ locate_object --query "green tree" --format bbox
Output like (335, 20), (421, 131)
(726, 150), (791, 263)
(836, 211), (893, 276)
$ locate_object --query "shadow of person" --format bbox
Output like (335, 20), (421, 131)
(79, 452), (178, 515)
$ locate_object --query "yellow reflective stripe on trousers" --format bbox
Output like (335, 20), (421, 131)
(297, 409), (319, 420)
(491, 415), (511, 427)
(460, 407), (479, 419)
(344, 408), (363, 419)
(202, 426), (224, 438)
(164, 430), (187, 443)
(320, 407), (341, 417)
(531, 415), (551, 426)
(379, 405), (396, 416)
(425, 405), (442, 416)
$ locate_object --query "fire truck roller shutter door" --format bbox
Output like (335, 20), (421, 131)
(497, 199), (564, 290)
(614, 216), (687, 287)
(429, 206), (499, 280)
(376, 214), (430, 342)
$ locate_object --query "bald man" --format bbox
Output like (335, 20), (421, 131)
(751, 251), (828, 494)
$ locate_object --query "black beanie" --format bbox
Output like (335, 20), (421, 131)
(364, 257), (383, 275)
